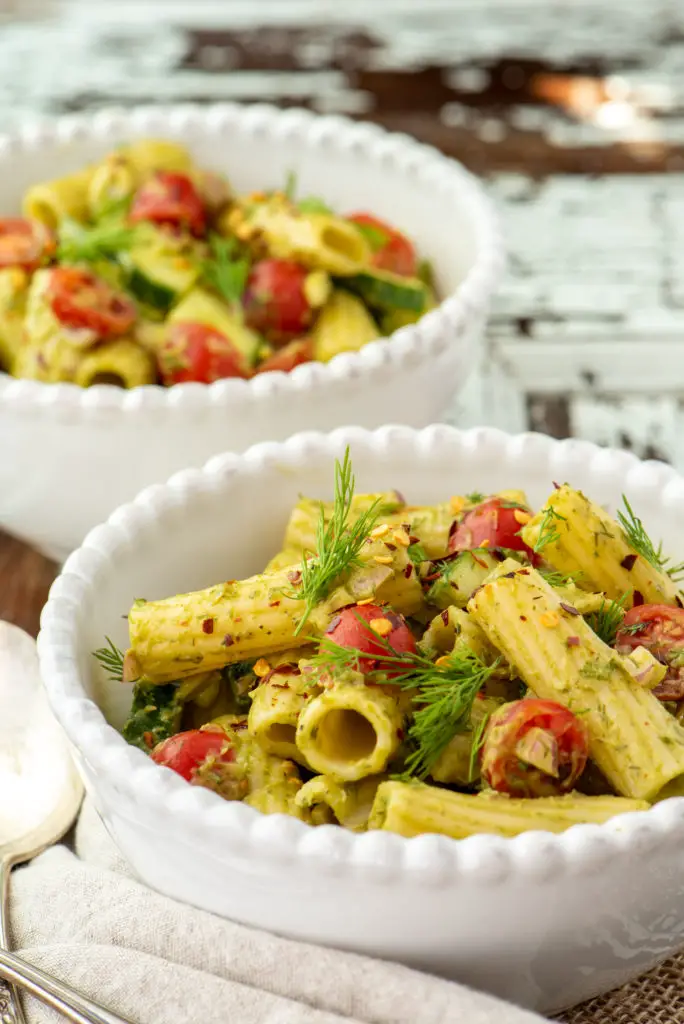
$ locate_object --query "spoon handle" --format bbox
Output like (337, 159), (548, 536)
(0, 949), (133, 1024)
(0, 856), (26, 1024)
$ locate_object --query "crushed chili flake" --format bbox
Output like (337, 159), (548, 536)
(269, 599), (281, 607)
(520, 615), (527, 621)
(403, 563), (413, 578)
(552, 481), (561, 490)
(566, 636), (580, 647)
(677, 595), (684, 609)
(143, 731), (155, 749)
(254, 658), (271, 678)
(540, 611), (560, 628)
(441, 609), (450, 626)
(384, 542), (397, 552)
(221, 634), (235, 647)
(287, 569), (302, 585)
(492, 549), (506, 562)
(202, 618), (215, 635)
(480, 538), (491, 548)
(472, 553), (489, 569)
(633, 590), (645, 606)
(396, 728), (405, 740)
(620, 554), (638, 571)
(408, 535), (420, 545)
(435, 656), (450, 667)
(560, 602), (580, 616)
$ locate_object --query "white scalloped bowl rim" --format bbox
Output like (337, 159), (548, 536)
(37, 425), (684, 884)
(0, 104), (503, 415)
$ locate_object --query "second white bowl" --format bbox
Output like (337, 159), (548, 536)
(38, 425), (684, 1015)
(0, 104), (502, 561)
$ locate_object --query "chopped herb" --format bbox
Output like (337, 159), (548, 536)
(586, 593), (628, 647)
(122, 680), (183, 752)
(294, 448), (383, 634)
(465, 491), (486, 504)
(284, 170), (297, 201)
(352, 221), (389, 251)
(468, 709), (491, 782)
(297, 196), (333, 215)
(407, 542), (428, 565)
(93, 637), (125, 682)
(619, 621), (648, 637)
(57, 218), (136, 264)
(539, 568), (584, 588)
(617, 496), (684, 584)
(417, 258), (434, 289)
(201, 233), (250, 307)
(532, 505), (567, 554)
(221, 661), (258, 714)
(579, 659), (616, 681)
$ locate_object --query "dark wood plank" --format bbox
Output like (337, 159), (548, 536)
(0, 531), (57, 638)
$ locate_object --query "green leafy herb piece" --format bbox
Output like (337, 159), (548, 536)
(122, 680), (183, 752)
(294, 448), (383, 635)
(532, 505), (567, 554)
(221, 661), (258, 714)
(93, 637), (125, 683)
(617, 496), (684, 583)
(297, 196), (333, 215)
(465, 491), (486, 504)
(538, 568), (584, 588)
(586, 593), (628, 647)
(284, 170), (297, 201)
(417, 258), (434, 289)
(407, 542), (428, 565)
(353, 221), (389, 251)
(57, 218), (136, 264)
(201, 233), (250, 306)
(468, 709), (491, 782)
(619, 621), (649, 637)
(314, 622), (500, 779)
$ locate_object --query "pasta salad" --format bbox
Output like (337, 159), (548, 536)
(0, 139), (434, 387)
(95, 451), (684, 840)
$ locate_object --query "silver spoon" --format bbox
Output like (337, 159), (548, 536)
(0, 622), (133, 1024)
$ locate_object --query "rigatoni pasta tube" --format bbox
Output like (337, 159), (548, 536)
(296, 677), (404, 782)
(282, 494), (452, 561)
(521, 485), (680, 607)
(73, 338), (157, 389)
(368, 781), (648, 839)
(248, 669), (311, 766)
(128, 537), (422, 683)
(295, 774), (384, 830)
(244, 777), (309, 820)
(468, 565), (684, 801)
(0, 268), (29, 370)
(312, 290), (379, 363)
(23, 168), (94, 227)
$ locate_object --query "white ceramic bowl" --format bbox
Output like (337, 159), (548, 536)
(38, 425), (684, 1015)
(0, 104), (503, 562)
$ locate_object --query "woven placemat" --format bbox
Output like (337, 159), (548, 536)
(556, 953), (684, 1023)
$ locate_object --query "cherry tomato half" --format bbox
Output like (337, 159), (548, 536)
(129, 171), (206, 236)
(254, 338), (313, 375)
(325, 603), (417, 678)
(242, 259), (313, 345)
(448, 496), (537, 562)
(49, 267), (136, 339)
(151, 728), (235, 782)
(0, 217), (55, 272)
(481, 698), (589, 798)
(158, 321), (251, 385)
(615, 604), (684, 700)
(347, 213), (417, 277)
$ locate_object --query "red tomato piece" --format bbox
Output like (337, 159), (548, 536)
(615, 604), (684, 700)
(158, 321), (251, 385)
(325, 603), (417, 677)
(242, 259), (313, 345)
(49, 267), (136, 338)
(151, 728), (235, 782)
(448, 497), (537, 562)
(254, 338), (313, 375)
(347, 212), (417, 277)
(0, 217), (55, 272)
(481, 698), (589, 798)
(129, 171), (206, 236)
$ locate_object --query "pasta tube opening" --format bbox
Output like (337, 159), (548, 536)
(316, 709), (378, 761)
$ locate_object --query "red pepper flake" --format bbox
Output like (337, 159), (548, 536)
(396, 728), (405, 740)
(566, 636), (580, 647)
(234, 616), (242, 623)
(677, 595), (684, 609)
(403, 563), (413, 578)
(520, 615), (527, 621)
(559, 602), (580, 616)
(633, 590), (645, 606)
(492, 549), (506, 562)
(202, 618), (214, 635)
(221, 634), (235, 647)
(621, 554), (638, 571)
(471, 553), (489, 569)
(409, 535), (420, 545)
(440, 609), (450, 626)
(384, 542), (397, 551)
(552, 481), (561, 490)
(287, 569), (302, 586)
(143, 731), (155, 749)
(269, 599), (281, 607)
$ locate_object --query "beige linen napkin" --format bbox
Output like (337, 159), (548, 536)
(6, 799), (551, 1024)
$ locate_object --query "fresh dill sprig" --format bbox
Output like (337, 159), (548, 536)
(538, 567), (584, 588)
(532, 505), (566, 553)
(619, 620), (649, 637)
(93, 637), (125, 683)
(586, 593), (628, 647)
(617, 496), (684, 584)
(294, 448), (383, 635)
(282, 169), (332, 215)
(201, 233), (250, 307)
(314, 625), (500, 779)
(468, 709), (491, 782)
(407, 542), (428, 565)
(465, 491), (486, 504)
(57, 218), (136, 264)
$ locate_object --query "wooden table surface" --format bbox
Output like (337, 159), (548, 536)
(2, 0), (684, 623)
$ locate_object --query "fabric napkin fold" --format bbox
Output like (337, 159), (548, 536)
(8, 799), (550, 1024)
